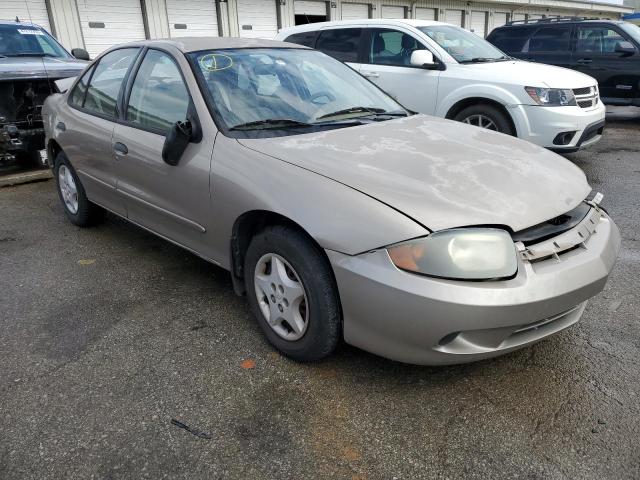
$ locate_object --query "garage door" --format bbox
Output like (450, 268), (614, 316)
(167, 0), (219, 38)
(236, 0), (278, 38)
(415, 8), (436, 21)
(469, 11), (486, 37)
(492, 12), (509, 31)
(0, 0), (51, 33)
(295, 1), (328, 16)
(341, 3), (369, 20)
(445, 9), (463, 27)
(512, 13), (526, 22)
(381, 5), (405, 19)
(77, 0), (146, 58)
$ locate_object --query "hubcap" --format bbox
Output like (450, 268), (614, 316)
(461, 114), (498, 131)
(58, 165), (79, 214)
(254, 253), (309, 341)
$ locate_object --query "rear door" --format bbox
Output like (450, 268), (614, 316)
(359, 27), (440, 114)
(572, 23), (639, 101)
(113, 48), (213, 252)
(63, 47), (140, 215)
(522, 24), (573, 67)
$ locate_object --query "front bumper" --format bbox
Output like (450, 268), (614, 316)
(327, 209), (620, 365)
(509, 101), (606, 151)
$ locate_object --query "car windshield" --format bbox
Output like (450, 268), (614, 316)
(620, 22), (640, 45)
(418, 25), (508, 63)
(190, 48), (408, 136)
(0, 23), (69, 58)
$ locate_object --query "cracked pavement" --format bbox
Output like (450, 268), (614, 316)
(1, 108), (639, 479)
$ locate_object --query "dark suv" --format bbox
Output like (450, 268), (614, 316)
(487, 18), (640, 106)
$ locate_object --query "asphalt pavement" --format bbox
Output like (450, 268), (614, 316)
(1, 109), (639, 479)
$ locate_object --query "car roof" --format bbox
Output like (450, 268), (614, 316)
(278, 18), (444, 35)
(112, 37), (307, 53)
(0, 19), (43, 27)
(497, 18), (625, 28)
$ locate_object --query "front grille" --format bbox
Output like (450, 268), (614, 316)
(573, 86), (599, 109)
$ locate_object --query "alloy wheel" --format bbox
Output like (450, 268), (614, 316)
(461, 114), (498, 131)
(58, 165), (79, 214)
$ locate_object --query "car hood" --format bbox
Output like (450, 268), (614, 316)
(238, 115), (591, 233)
(0, 56), (87, 80)
(465, 60), (596, 89)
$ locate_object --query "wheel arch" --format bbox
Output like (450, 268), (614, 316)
(445, 97), (517, 136)
(47, 139), (64, 168)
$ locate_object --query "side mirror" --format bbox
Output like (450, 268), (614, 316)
(71, 48), (90, 61)
(410, 50), (436, 68)
(615, 41), (636, 55)
(162, 121), (193, 166)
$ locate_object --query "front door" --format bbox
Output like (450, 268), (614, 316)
(112, 48), (213, 253)
(359, 28), (440, 114)
(572, 24), (640, 102)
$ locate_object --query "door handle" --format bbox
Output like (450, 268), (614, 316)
(361, 71), (380, 78)
(577, 58), (592, 64)
(113, 142), (128, 156)
(55, 121), (66, 132)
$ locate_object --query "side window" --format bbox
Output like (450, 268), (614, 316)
(487, 27), (536, 53)
(526, 26), (571, 52)
(284, 31), (318, 47)
(84, 48), (139, 118)
(126, 49), (189, 133)
(69, 65), (95, 107)
(576, 26), (630, 54)
(368, 29), (426, 66)
(316, 28), (362, 63)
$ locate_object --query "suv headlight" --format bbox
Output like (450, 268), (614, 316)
(387, 228), (518, 280)
(525, 87), (576, 106)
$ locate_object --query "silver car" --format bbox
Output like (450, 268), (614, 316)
(43, 38), (620, 365)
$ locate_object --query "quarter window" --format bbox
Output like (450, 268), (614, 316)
(69, 65), (95, 107)
(83, 48), (140, 118)
(576, 26), (629, 53)
(284, 31), (318, 47)
(315, 28), (362, 63)
(126, 50), (189, 133)
(367, 29), (425, 66)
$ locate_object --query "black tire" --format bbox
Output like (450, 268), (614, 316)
(453, 104), (515, 136)
(244, 225), (341, 362)
(54, 152), (105, 227)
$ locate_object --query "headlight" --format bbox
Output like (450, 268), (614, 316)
(387, 228), (518, 280)
(525, 87), (576, 106)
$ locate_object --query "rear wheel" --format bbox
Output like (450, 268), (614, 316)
(453, 104), (515, 135)
(244, 225), (341, 361)
(54, 152), (104, 227)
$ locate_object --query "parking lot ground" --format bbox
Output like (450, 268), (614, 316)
(1, 110), (639, 480)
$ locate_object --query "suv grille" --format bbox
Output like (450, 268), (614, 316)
(573, 86), (599, 109)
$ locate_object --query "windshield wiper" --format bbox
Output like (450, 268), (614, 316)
(6, 52), (57, 58)
(316, 106), (407, 121)
(229, 118), (313, 131)
(459, 57), (501, 64)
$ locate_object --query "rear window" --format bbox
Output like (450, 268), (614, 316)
(315, 28), (362, 62)
(284, 31), (318, 48)
(487, 26), (536, 53)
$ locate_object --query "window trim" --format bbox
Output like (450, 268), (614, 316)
(360, 27), (443, 69)
(120, 47), (199, 138)
(67, 47), (143, 123)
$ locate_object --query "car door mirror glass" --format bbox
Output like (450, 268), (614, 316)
(410, 50), (435, 68)
(71, 48), (90, 61)
(162, 120), (192, 166)
(615, 41), (636, 55)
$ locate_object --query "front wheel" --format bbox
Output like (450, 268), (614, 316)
(453, 104), (515, 136)
(244, 225), (341, 362)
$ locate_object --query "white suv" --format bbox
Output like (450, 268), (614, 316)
(276, 19), (605, 152)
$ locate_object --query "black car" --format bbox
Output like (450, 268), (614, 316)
(487, 18), (640, 107)
(0, 20), (89, 165)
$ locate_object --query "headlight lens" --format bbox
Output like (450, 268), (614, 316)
(387, 228), (518, 280)
(525, 87), (576, 106)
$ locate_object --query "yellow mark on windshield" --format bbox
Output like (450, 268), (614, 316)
(199, 54), (233, 72)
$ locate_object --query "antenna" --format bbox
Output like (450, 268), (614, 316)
(24, 0), (34, 24)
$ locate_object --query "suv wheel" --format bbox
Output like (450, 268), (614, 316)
(244, 225), (341, 361)
(454, 104), (515, 135)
